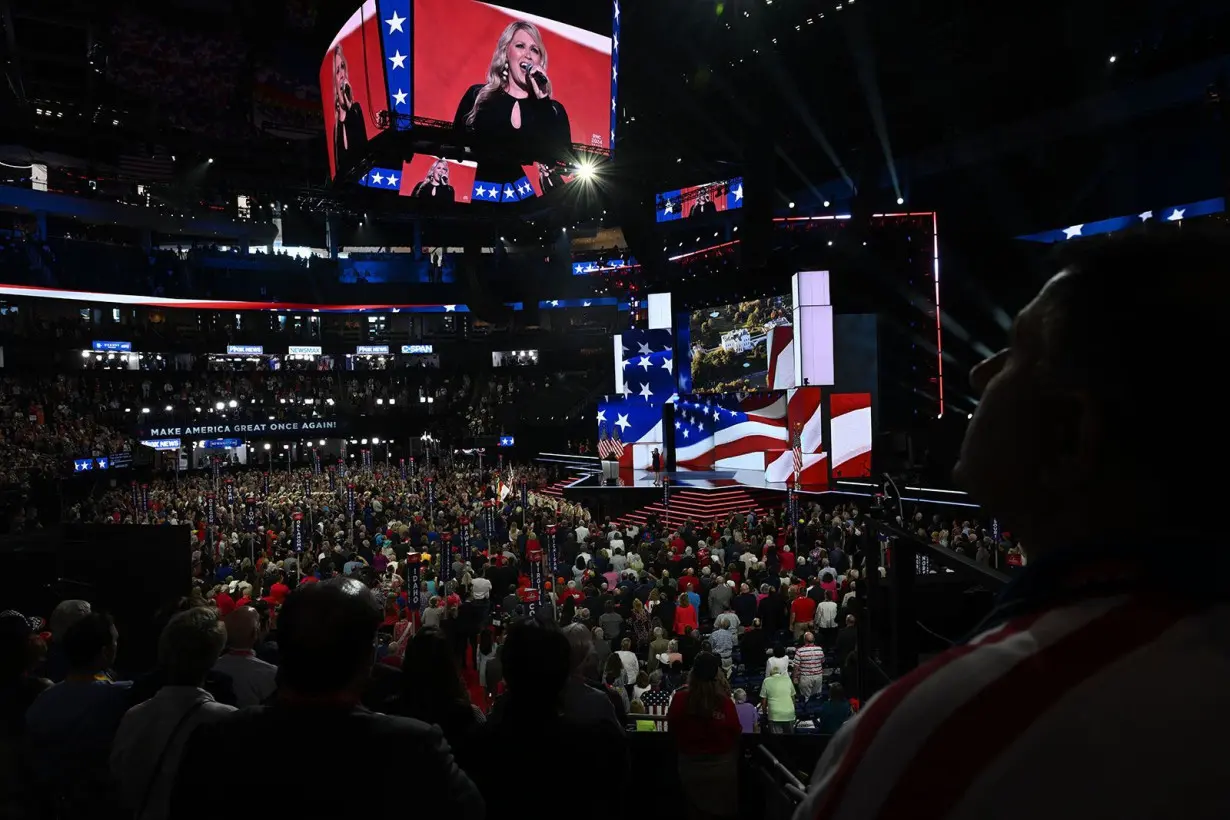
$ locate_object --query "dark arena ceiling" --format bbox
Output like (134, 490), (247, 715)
(4, 0), (1225, 194)
(1, 0), (1227, 409)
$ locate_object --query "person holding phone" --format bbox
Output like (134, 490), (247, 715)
(453, 21), (572, 192)
(332, 43), (369, 177)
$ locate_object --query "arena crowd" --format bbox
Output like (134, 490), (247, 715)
(0, 452), (961, 818)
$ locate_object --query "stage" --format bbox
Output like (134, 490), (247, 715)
(536, 452), (978, 527)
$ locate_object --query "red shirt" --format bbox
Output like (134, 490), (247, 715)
(668, 688), (741, 755)
(269, 582), (291, 605)
(215, 591), (236, 617)
(791, 595), (817, 624)
(674, 602), (699, 634)
(680, 575), (701, 594)
(780, 551), (796, 573)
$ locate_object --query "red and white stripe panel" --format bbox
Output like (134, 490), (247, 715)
(766, 450), (828, 488)
(830, 393), (872, 478)
(715, 451), (767, 471)
(786, 386), (824, 454)
(766, 325), (796, 391)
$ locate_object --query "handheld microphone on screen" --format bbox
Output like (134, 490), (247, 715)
(520, 62), (549, 92)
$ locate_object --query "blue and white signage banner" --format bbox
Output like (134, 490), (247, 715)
(226, 345), (264, 355)
(92, 340), (132, 352)
(498, 435), (515, 447)
(288, 346), (323, 356)
(538, 297), (621, 309)
(1017, 197), (1225, 243)
(73, 458), (94, 472)
(355, 345), (390, 355)
(140, 438), (182, 451)
(200, 438), (244, 449)
(401, 344), (434, 354)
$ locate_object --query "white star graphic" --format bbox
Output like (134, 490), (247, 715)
(612, 98), (616, 112)
(550, 300), (560, 307)
(386, 174), (398, 187)
(622, 383), (632, 397)
(392, 89), (407, 106)
(1167, 208), (1185, 222)
(661, 357), (673, 374)
(637, 341), (651, 356)
(391, 308), (400, 314)
(638, 382), (653, 401)
(487, 186), (499, 199)
(615, 413), (630, 432)
(613, 34), (619, 51)
(370, 171), (384, 185)
(697, 421), (705, 432)
(597, 409), (607, 424)
(674, 420), (681, 429)
(444, 304), (457, 312)
(613, 65), (618, 81)
(583, 301), (592, 307)
(614, 0), (619, 21)
(385, 11), (405, 32)
(712, 409), (721, 421)
(1062, 224), (1083, 239)
(732, 183), (744, 202)
(474, 185), (487, 199)
(1139, 210), (1153, 221)
(682, 428), (690, 439)
(664, 201), (674, 214)
(637, 356), (651, 371)
(504, 185), (515, 199)
(389, 50), (407, 70)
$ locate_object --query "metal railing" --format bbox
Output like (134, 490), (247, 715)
(857, 506), (1011, 683)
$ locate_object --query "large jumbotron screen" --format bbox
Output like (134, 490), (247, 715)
(321, 0), (617, 184)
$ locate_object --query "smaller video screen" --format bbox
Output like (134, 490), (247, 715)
(655, 176), (744, 222)
(492, 350), (539, 367)
(688, 296), (792, 393)
(359, 155), (571, 204)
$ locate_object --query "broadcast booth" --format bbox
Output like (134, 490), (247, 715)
(321, 0), (619, 214)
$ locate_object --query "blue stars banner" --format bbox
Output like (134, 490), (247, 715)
(359, 167), (402, 190)
(617, 329), (675, 405)
(572, 259), (636, 276)
(377, 0), (412, 130)
(1016, 197), (1224, 243)
(471, 177), (536, 203)
(610, 0), (621, 152)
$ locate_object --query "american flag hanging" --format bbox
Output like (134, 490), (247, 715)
(792, 423), (804, 484)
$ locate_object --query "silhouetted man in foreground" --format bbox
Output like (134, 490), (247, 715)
(796, 230), (1230, 820)
(171, 579), (484, 817)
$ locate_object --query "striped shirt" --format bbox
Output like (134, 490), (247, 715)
(793, 593), (1230, 820)
(795, 643), (825, 677)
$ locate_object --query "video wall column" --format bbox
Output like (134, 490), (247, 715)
(597, 328), (672, 485)
(791, 270), (835, 387)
